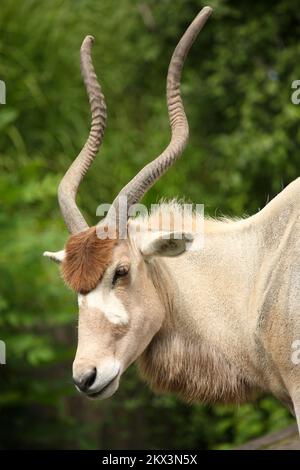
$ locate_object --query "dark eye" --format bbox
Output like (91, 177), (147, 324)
(112, 266), (129, 286)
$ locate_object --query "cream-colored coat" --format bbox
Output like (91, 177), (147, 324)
(45, 178), (300, 434)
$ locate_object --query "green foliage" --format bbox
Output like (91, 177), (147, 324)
(0, 0), (298, 449)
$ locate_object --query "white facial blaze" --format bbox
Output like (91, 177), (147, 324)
(78, 285), (129, 325)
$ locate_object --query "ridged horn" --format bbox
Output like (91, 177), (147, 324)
(58, 35), (107, 234)
(104, 7), (212, 230)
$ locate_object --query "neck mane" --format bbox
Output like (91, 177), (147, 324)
(138, 326), (256, 404)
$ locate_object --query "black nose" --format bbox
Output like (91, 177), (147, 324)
(73, 367), (97, 393)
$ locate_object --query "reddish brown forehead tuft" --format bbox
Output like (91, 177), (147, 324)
(61, 227), (118, 294)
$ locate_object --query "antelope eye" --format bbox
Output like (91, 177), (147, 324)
(112, 266), (129, 285)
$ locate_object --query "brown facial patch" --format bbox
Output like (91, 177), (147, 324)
(61, 227), (117, 294)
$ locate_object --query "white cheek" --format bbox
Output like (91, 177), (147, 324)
(81, 287), (129, 326)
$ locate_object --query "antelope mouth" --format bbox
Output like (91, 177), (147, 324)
(86, 372), (120, 400)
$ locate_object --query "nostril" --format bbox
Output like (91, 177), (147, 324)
(84, 367), (97, 389)
(73, 367), (97, 392)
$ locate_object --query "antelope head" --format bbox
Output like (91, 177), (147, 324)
(44, 7), (212, 399)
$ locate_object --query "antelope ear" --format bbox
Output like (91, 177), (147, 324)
(43, 250), (66, 264)
(140, 232), (194, 258)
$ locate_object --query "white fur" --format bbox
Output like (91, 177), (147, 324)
(78, 285), (128, 325)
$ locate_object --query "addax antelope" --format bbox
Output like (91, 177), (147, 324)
(44, 7), (300, 433)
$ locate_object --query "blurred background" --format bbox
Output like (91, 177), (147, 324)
(0, 0), (300, 450)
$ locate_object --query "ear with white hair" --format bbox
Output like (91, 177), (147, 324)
(140, 232), (194, 259)
(43, 250), (66, 264)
